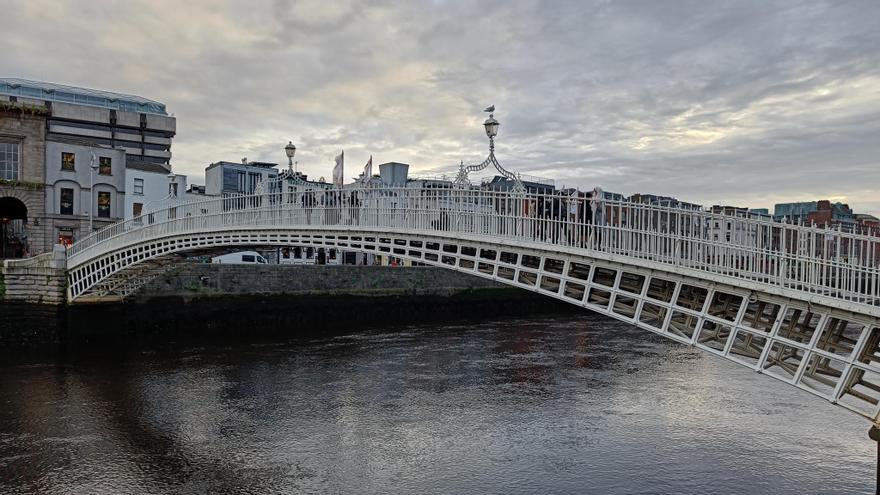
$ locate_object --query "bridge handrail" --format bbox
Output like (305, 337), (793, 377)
(65, 186), (880, 307)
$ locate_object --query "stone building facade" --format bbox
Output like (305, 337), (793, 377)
(0, 101), (49, 256)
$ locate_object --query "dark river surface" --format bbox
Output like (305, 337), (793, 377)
(0, 313), (874, 494)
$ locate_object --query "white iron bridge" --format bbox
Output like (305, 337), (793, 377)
(23, 185), (880, 424)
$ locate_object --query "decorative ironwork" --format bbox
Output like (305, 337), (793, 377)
(454, 108), (525, 193)
(49, 183), (880, 425)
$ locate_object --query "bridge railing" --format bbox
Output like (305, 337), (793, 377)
(67, 186), (880, 307)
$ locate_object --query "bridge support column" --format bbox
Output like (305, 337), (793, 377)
(870, 425), (880, 495)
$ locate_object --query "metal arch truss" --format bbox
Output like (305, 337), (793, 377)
(49, 185), (880, 423)
(454, 151), (526, 193)
(67, 226), (880, 423)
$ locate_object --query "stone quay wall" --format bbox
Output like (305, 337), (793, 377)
(1, 246), (68, 305)
(0, 266), (66, 305)
(137, 264), (506, 300)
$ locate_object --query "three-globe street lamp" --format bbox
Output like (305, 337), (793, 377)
(454, 107), (525, 193)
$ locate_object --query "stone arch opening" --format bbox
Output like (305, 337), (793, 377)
(0, 196), (28, 258)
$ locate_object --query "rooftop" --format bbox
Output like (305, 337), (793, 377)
(206, 160), (279, 171)
(126, 162), (172, 174)
(0, 78), (168, 116)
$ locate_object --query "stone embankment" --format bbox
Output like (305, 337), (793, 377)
(136, 264), (506, 300)
(0, 246), (66, 305)
(1, 263), (572, 345)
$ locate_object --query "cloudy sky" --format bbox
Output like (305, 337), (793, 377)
(2, 0), (878, 213)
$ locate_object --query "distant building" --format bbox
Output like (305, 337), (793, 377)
(124, 163), (188, 220)
(279, 170), (330, 191)
(379, 162), (409, 186)
(854, 213), (880, 232)
(186, 184), (206, 195)
(482, 175), (555, 195)
(774, 199), (855, 229)
(205, 159), (279, 196)
(707, 205), (765, 245)
(406, 177), (455, 190)
(628, 193), (701, 210)
(774, 201), (817, 221)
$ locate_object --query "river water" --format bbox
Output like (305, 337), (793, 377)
(0, 313), (873, 494)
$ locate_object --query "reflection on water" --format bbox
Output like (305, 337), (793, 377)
(0, 314), (873, 494)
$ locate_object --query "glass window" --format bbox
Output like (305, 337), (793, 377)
(132, 202), (143, 217)
(237, 172), (247, 193)
(248, 173), (260, 194)
(99, 156), (112, 175)
(242, 255), (255, 262)
(60, 188), (74, 215)
(61, 152), (75, 171)
(133, 178), (144, 195)
(97, 191), (111, 218)
(0, 142), (20, 180)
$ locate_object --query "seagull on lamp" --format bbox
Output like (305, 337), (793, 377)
(484, 105), (495, 113)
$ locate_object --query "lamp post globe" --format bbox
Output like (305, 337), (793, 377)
(483, 115), (499, 139)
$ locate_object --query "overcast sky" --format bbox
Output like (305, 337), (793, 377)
(2, 0), (878, 213)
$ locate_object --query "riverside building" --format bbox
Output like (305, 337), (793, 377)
(0, 78), (177, 250)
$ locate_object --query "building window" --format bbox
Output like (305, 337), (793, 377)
(169, 182), (179, 197)
(132, 202), (143, 217)
(97, 191), (111, 218)
(0, 141), (20, 180)
(61, 152), (76, 171)
(99, 156), (112, 175)
(237, 171), (247, 193)
(60, 188), (74, 215)
(133, 178), (144, 195)
(248, 173), (260, 194)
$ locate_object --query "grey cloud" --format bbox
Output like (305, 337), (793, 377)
(1, 0), (878, 213)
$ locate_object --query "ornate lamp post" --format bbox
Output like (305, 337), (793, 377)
(285, 141), (305, 185)
(454, 106), (525, 193)
(285, 141), (296, 173)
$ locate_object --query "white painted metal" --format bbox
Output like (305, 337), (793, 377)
(33, 184), (880, 423)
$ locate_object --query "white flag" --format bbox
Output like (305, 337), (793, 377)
(362, 155), (372, 183)
(332, 150), (344, 188)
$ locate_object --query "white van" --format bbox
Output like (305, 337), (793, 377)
(211, 251), (268, 265)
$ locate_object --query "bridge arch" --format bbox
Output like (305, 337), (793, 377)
(51, 186), (880, 423)
(64, 223), (880, 423)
